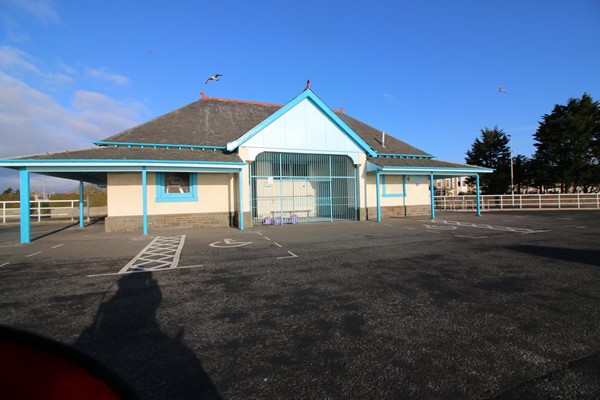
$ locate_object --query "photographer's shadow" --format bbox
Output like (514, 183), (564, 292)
(75, 272), (221, 400)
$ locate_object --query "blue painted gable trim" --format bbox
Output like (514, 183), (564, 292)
(226, 89), (377, 157)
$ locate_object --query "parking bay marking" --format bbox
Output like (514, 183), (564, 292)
(209, 239), (252, 248)
(425, 220), (549, 234)
(119, 235), (186, 274)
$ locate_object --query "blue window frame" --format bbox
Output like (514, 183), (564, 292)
(382, 175), (406, 197)
(156, 172), (198, 202)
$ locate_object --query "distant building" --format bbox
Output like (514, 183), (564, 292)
(434, 176), (472, 196)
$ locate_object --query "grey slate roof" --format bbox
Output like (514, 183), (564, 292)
(100, 96), (431, 157)
(100, 98), (281, 147)
(20, 146), (242, 163)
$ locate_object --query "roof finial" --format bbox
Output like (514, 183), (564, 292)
(200, 91), (207, 99)
(305, 79), (311, 90)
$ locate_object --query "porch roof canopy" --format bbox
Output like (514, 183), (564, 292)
(0, 146), (245, 185)
(367, 157), (493, 177)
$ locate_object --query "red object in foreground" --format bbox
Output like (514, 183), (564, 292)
(0, 327), (134, 400)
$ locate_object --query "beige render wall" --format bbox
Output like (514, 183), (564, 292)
(364, 173), (431, 207)
(107, 173), (142, 217)
(107, 172), (236, 217)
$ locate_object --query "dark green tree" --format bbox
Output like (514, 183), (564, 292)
(533, 93), (600, 192)
(465, 126), (511, 194)
(513, 154), (532, 193)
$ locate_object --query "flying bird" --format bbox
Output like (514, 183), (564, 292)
(205, 74), (223, 84)
(497, 85), (506, 93)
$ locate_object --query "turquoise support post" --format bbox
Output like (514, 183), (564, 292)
(476, 174), (481, 216)
(239, 170), (244, 231)
(142, 167), (148, 235)
(79, 179), (85, 227)
(430, 172), (435, 219)
(376, 169), (381, 222)
(19, 168), (31, 243)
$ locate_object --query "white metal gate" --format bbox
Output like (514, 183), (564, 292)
(250, 152), (357, 225)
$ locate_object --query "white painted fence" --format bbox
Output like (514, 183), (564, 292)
(1, 199), (90, 223)
(435, 193), (600, 211)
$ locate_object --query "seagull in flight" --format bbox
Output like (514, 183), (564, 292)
(205, 74), (223, 84)
(497, 85), (506, 93)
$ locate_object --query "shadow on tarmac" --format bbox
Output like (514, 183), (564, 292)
(75, 272), (222, 400)
(507, 245), (600, 267)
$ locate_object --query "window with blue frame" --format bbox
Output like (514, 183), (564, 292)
(382, 175), (406, 197)
(156, 172), (198, 202)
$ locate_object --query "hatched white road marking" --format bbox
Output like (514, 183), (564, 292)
(119, 235), (186, 274)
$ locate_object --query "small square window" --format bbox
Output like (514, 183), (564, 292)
(156, 172), (198, 202)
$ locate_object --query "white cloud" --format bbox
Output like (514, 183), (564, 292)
(0, 71), (147, 159)
(384, 92), (404, 106)
(0, 45), (75, 87)
(0, 70), (147, 191)
(0, 45), (42, 75)
(85, 66), (130, 86)
(7, 0), (61, 25)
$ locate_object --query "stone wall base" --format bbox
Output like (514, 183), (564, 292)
(365, 205), (431, 220)
(105, 212), (245, 232)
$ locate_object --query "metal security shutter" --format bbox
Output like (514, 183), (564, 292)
(250, 152), (357, 225)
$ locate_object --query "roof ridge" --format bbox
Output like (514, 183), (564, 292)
(201, 96), (282, 108)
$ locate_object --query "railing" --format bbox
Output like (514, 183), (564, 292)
(435, 193), (600, 211)
(1, 199), (90, 224)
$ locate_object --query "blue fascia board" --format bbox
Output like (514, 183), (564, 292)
(94, 141), (227, 151)
(0, 159), (245, 166)
(226, 89), (377, 157)
(0, 159), (245, 175)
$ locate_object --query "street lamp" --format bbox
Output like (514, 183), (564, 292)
(509, 134), (514, 204)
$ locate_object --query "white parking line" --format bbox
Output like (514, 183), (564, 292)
(274, 242), (283, 248)
(426, 220), (549, 234)
(277, 251), (298, 260)
(26, 251), (42, 257)
(51, 244), (64, 249)
(0, 262), (9, 268)
(88, 264), (205, 278)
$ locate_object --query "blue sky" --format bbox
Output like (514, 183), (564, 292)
(1, 0), (599, 192)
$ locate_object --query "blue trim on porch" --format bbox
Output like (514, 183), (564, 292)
(79, 179), (84, 227)
(376, 169), (381, 222)
(430, 172), (435, 219)
(19, 168), (30, 243)
(142, 167), (148, 235)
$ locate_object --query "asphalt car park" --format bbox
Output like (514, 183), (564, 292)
(1, 211), (600, 399)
